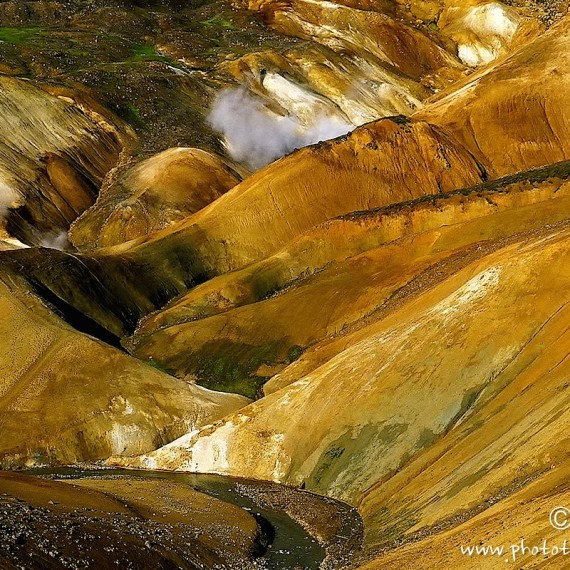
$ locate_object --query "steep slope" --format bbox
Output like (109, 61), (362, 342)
(220, 0), (550, 144)
(437, 0), (537, 67)
(118, 217), (570, 568)
(7, 9), (570, 375)
(9, 11), (569, 349)
(221, 1), (461, 130)
(125, 163), (570, 396)
(0, 76), (132, 244)
(0, 115), (484, 347)
(0, 0), (556, 188)
(0, 270), (247, 468)
(357, 465), (570, 568)
(27, 12), (569, 346)
(70, 147), (242, 250)
(118, 117), (485, 271)
(416, 13), (570, 177)
(1, 6), (570, 569)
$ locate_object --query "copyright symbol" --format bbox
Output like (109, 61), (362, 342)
(550, 507), (570, 530)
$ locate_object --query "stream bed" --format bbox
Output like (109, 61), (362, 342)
(20, 467), (362, 569)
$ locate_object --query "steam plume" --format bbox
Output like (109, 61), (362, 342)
(0, 181), (17, 218)
(207, 88), (353, 170)
(39, 230), (70, 251)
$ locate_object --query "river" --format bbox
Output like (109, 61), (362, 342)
(21, 467), (362, 569)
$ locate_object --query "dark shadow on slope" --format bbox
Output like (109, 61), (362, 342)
(28, 276), (124, 349)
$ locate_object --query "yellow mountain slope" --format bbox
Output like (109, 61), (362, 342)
(0, 270), (247, 468)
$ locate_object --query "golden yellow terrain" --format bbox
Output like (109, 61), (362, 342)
(1, 2), (570, 569)
(121, 209), (570, 569)
(114, 117), (485, 276)
(3, 114), (482, 365)
(110, 16), (570, 563)
(358, 464), (570, 569)
(0, 271), (247, 467)
(73, 9), (570, 332)
(222, 0), (553, 133)
(417, 14), (570, 177)
(70, 147), (243, 250)
(223, 2), (458, 125)
(109, 9), (570, 400)
(127, 166), (570, 396)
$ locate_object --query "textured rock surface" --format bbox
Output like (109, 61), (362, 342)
(121, 214), (570, 568)
(222, 0), (552, 139)
(120, 117), (486, 274)
(222, 0), (460, 128)
(0, 271), (247, 467)
(70, 147), (242, 250)
(0, 115), (484, 355)
(126, 165), (570, 396)
(416, 15), (570, 176)
(357, 464), (570, 569)
(1, 2), (570, 569)
(0, 471), (260, 569)
(0, 76), (132, 244)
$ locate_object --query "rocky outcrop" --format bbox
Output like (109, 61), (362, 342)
(216, 0), (552, 159)
(438, 1), (533, 67)
(221, 0), (462, 130)
(416, 15), (570, 176)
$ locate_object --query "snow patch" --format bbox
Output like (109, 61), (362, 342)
(457, 43), (496, 68)
(457, 3), (520, 67)
(0, 237), (30, 250)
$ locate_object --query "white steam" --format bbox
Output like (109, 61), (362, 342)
(0, 180), (18, 218)
(39, 230), (70, 251)
(0, 180), (71, 250)
(207, 88), (354, 170)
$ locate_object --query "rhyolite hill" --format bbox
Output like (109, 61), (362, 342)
(1, 1), (570, 569)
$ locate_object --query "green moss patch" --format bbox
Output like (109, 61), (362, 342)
(201, 14), (235, 29)
(306, 422), (408, 496)
(129, 44), (171, 63)
(188, 340), (284, 399)
(0, 27), (45, 45)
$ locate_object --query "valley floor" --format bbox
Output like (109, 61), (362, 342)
(0, 469), (362, 569)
